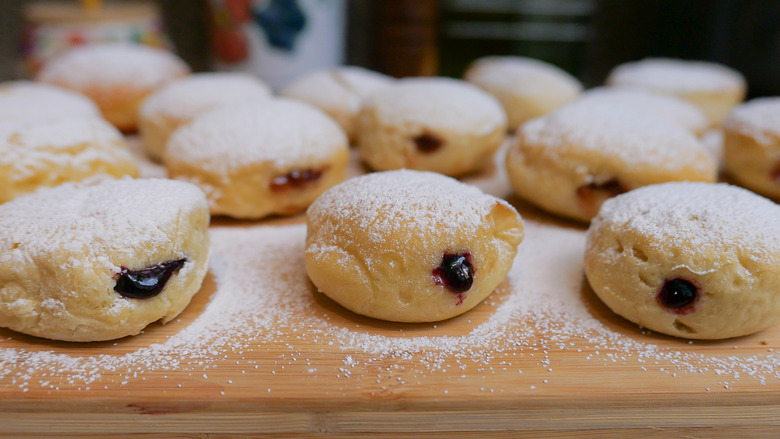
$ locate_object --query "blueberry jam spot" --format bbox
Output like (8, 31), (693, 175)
(413, 133), (443, 153)
(114, 259), (187, 299)
(656, 277), (699, 314)
(432, 252), (474, 296)
(270, 168), (325, 192)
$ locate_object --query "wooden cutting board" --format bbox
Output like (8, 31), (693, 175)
(0, 147), (779, 438)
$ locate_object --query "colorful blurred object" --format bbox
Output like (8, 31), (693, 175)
(22, 1), (169, 75)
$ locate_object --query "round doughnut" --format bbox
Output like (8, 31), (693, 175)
(356, 77), (507, 177)
(0, 117), (139, 204)
(585, 182), (780, 340)
(165, 98), (349, 219)
(280, 66), (394, 143)
(0, 81), (100, 122)
(464, 56), (583, 131)
(139, 72), (272, 162)
(37, 43), (190, 132)
(305, 170), (524, 322)
(575, 87), (708, 137)
(606, 58), (746, 127)
(505, 103), (717, 222)
(723, 97), (780, 200)
(0, 178), (210, 342)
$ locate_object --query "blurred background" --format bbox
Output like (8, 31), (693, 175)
(1, 0), (779, 96)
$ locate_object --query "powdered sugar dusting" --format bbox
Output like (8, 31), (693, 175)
(592, 182), (780, 264)
(364, 77), (506, 135)
(607, 58), (746, 94)
(520, 102), (713, 172)
(306, 170), (503, 248)
(282, 66), (393, 114)
(0, 178), (207, 272)
(37, 43), (189, 89)
(724, 97), (780, 142)
(166, 98), (348, 173)
(465, 56), (583, 99)
(0, 81), (100, 122)
(140, 73), (272, 121)
(577, 87), (708, 135)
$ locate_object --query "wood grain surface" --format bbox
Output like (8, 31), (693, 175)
(0, 144), (778, 438)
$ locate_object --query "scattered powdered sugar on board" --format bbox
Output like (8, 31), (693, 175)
(1, 217), (780, 391)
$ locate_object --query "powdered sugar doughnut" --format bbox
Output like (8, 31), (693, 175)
(356, 77), (507, 177)
(281, 66), (393, 142)
(0, 81), (100, 122)
(139, 73), (271, 161)
(464, 56), (583, 131)
(585, 182), (780, 339)
(165, 98), (348, 219)
(575, 87), (708, 137)
(0, 178), (210, 342)
(606, 58), (746, 127)
(505, 103), (716, 222)
(305, 170), (524, 322)
(0, 117), (138, 204)
(723, 98), (780, 200)
(37, 43), (190, 132)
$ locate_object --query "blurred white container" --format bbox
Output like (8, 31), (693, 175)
(210, 0), (346, 90)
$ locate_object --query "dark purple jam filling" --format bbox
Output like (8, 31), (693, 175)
(114, 259), (187, 299)
(432, 252), (474, 295)
(656, 277), (699, 314)
(270, 168), (324, 192)
(413, 133), (443, 153)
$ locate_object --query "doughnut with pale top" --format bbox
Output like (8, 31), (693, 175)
(606, 58), (746, 127)
(356, 77), (507, 177)
(723, 97), (780, 200)
(281, 66), (393, 143)
(37, 43), (189, 132)
(0, 178), (210, 342)
(505, 102), (717, 222)
(0, 116), (138, 204)
(305, 170), (524, 322)
(165, 98), (349, 219)
(585, 182), (780, 339)
(464, 56), (583, 131)
(0, 81), (100, 122)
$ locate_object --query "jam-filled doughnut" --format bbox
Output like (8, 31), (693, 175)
(165, 98), (349, 219)
(606, 58), (746, 127)
(139, 72), (272, 161)
(464, 56), (583, 132)
(37, 43), (190, 132)
(723, 97), (780, 201)
(305, 170), (524, 322)
(585, 182), (780, 340)
(0, 117), (138, 204)
(356, 77), (507, 177)
(281, 66), (394, 143)
(505, 103), (717, 222)
(0, 178), (210, 342)
(0, 81), (100, 122)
